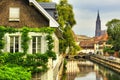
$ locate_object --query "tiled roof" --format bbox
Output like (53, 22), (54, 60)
(79, 39), (94, 48)
(79, 33), (108, 48)
(94, 33), (108, 43)
(39, 2), (56, 9)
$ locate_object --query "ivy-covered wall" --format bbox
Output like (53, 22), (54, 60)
(0, 26), (57, 74)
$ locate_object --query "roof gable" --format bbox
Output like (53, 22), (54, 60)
(29, 0), (59, 27)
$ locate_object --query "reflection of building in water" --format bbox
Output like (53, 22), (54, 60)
(66, 60), (120, 80)
(78, 61), (103, 80)
(66, 61), (80, 80)
(95, 64), (109, 80)
(94, 64), (101, 80)
(78, 60), (94, 73)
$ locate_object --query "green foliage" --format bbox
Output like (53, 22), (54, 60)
(2, 52), (24, 65)
(0, 26), (17, 52)
(25, 53), (48, 73)
(0, 65), (31, 80)
(0, 52), (48, 73)
(0, 26), (6, 51)
(59, 39), (67, 53)
(57, 0), (80, 54)
(57, 0), (76, 28)
(46, 35), (56, 60)
(103, 46), (114, 54)
(61, 59), (67, 80)
(46, 35), (54, 50)
(0, 26), (56, 73)
(21, 27), (30, 53)
(46, 50), (56, 60)
(106, 19), (120, 51)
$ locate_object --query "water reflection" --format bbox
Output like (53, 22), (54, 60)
(66, 59), (120, 80)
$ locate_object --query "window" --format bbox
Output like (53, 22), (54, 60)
(10, 36), (19, 53)
(32, 36), (41, 54)
(9, 7), (20, 21)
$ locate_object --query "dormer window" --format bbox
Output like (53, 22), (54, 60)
(9, 7), (20, 21)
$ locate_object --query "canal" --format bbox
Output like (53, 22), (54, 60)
(65, 59), (120, 80)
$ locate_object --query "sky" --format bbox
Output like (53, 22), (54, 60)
(52, 0), (120, 37)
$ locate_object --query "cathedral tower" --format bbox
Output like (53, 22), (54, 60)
(95, 11), (101, 37)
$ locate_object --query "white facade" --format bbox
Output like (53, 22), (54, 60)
(3, 32), (62, 80)
(4, 32), (59, 54)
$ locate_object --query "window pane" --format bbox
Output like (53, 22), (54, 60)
(37, 37), (41, 53)
(32, 36), (36, 53)
(10, 36), (14, 53)
(9, 8), (20, 21)
(32, 36), (41, 53)
(10, 36), (19, 53)
(15, 36), (19, 52)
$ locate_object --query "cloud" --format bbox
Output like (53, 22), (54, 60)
(53, 0), (120, 37)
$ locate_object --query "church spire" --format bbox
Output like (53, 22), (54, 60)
(97, 10), (100, 21)
(95, 10), (101, 37)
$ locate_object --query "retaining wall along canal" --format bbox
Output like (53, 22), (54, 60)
(90, 55), (120, 73)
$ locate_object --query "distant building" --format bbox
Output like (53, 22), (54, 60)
(95, 11), (101, 37)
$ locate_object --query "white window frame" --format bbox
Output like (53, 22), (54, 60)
(9, 7), (20, 21)
(9, 36), (20, 53)
(32, 36), (42, 54)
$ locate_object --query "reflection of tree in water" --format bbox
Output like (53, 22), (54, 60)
(96, 64), (120, 80)
(106, 72), (120, 80)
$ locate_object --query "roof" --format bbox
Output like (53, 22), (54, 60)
(79, 39), (94, 49)
(39, 2), (58, 20)
(94, 33), (108, 42)
(29, 0), (59, 27)
(39, 2), (56, 9)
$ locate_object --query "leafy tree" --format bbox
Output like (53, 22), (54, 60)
(103, 46), (114, 55)
(57, 0), (80, 54)
(57, 0), (76, 29)
(106, 19), (120, 51)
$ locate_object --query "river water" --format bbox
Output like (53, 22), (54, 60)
(65, 59), (120, 80)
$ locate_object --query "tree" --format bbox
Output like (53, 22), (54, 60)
(106, 19), (120, 52)
(57, 0), (80, 54)
(57, 0), (76, 29)
(103, 46), (114, 55)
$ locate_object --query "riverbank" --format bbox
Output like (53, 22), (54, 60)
(90, 55), (120, 73)
(64, 59), (120, 80)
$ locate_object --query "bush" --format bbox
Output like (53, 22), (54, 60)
(0, 65), (31, 80)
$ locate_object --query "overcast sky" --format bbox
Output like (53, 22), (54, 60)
(53, 0), (120, 37)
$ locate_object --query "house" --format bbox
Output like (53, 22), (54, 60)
(79, 33), (109, 55)
(94, 33), (108, 55)
(79, 38), (94, 54)
(0, 0), (63, 80)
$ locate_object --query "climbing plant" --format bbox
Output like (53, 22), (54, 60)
(21, 27), (30, 53)
(0, 26), (5, 53)
(0, 26), (56, 73)
(45, 33), (56, 60)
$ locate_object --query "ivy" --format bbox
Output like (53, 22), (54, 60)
(0, 26), (56, 73)
(21, 27), (30, 53)
(0, 26), (6, 52)
(46, 34), (56, 60)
